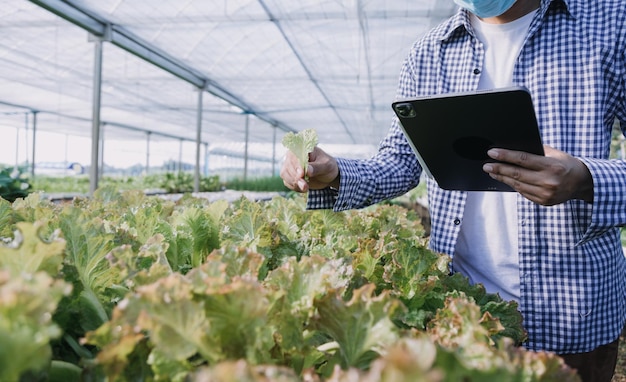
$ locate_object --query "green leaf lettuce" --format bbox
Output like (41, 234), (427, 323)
(282, 129), (318, 176)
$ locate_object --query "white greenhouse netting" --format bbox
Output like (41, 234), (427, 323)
(0, 0), (457, 185)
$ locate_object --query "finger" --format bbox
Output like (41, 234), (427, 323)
(296, 178), (309, 192)
(487, 148), (546, 171)
(282, 175), (308, 193)
(305, 164), (314, 177)
(484, 162), (543, 186)
(280, 160), (308, 192)
(485, 165), (564, 205)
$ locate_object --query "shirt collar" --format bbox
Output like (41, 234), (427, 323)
(435, 0), (578, 42)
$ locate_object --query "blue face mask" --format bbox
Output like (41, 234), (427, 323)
(453, 0), (517, 18)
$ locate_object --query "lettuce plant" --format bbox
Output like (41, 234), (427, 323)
(0, 190), (581, 381)
(282, 129), (318, 176)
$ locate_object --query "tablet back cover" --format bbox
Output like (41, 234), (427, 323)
(392, 87), (544, 191)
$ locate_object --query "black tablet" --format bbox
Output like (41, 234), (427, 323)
(391, 86), (544, 191)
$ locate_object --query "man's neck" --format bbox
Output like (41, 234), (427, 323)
(479, 0), (541, 24)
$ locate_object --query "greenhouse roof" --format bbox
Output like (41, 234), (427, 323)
(1, 0), (457, 149)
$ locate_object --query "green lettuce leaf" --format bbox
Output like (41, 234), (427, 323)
(189, 360), (301, 382)
(0, 197), (14, 238)
(281, 129), (318, 175)
(84, 273), (215, 380)
(264, 255), (354, 370)
(441, 273), (526, 344)
(197, 277), (277, 364)
(56, 207), (116, 333)
(134, 274), (217, 362)
(0, 221), (65, 277)
(221, 197), (272, 253)
(0, 271), (71, 381)
(168, 205), (221, 269)
(312, 284), (402, 372)
(10, 192), (60, 228)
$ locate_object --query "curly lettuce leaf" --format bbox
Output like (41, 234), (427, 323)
(10, 192), (60, 223)
(168, 205), (221, 269)
(0, 271), (71, 381)
(0, 221), (65, 277)
(222, 197), (272, 251)
(424, 294), (579, 381)
(325, 337), (440, 381)
(55, 206), (119, 335)
(189, 360), (302, 382)
(84, 273), (215, 380)
(312, 284), (402, 371)
(135, 275), (217, 362)
(263, 256), (356, 373)
(0, 197), (13, 238)
(282, 129), (318, 175)
(441, 273), (526, 344)
(197, 277), (277, 364)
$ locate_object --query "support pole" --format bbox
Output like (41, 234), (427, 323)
(99, 123), (105, 181)
(243, 113), (250, 182)
(145, 131), (151, 175)
(14, 125), (19, 168)
(31, 111), (38, 177)
(89, 37), (104, 195)
(194, 87), (204, 192)
(64, 134), (69, 169)
(272, 124), (277, 176)
(24, 113), (29, 171)
(204, 143), (209, 177)
(178, 139), (183, 172)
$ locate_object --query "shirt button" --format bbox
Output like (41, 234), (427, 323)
(454, 218), (461, 225)
(473, 68), (481, 75)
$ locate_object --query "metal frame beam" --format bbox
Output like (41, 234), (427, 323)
(257, 0), (356, 143)
(29, 0), (297, 134)
(0, 100), (209, 146)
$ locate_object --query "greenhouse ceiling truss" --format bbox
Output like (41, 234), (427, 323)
(28, 0), (298, 193)
(1, 0), (458, 193)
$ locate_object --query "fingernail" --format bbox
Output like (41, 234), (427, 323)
(483, 164), (493, 172)
(487, 149), (499, 159)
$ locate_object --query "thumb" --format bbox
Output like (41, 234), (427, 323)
(305, 164), (314, 177)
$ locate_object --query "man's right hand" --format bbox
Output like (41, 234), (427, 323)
(280, 146), (340, 193)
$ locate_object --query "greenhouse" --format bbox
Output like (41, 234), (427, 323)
(2, 1), (625, 381)
(1, 0), (456, 193)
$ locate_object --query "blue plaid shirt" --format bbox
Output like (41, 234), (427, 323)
(307, 0), (626, 354)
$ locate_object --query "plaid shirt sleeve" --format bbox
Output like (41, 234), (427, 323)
(307, 118), (422, 211)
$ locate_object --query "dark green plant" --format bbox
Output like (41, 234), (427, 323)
(199, 174), (221, 192)
(0, 167), (31, 202)
(225, 176), (288, 192)
(156, 172), (221, 193)
(160, 172), (194, 193)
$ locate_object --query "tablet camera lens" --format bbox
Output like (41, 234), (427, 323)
(395, 103), (416, 118)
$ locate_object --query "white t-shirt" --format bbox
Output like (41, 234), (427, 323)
(452, 10), (536, 302)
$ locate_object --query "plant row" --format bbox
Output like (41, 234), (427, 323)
(0, 165), (288, 201)
(0, 188), (578, 381)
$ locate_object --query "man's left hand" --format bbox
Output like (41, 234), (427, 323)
(482, 145), (594, 205)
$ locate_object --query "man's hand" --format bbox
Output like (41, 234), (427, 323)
(281, 146), (340, 193)
(482, 145), (594, 205)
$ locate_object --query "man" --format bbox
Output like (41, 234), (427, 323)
(280, 0), (626, 381)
